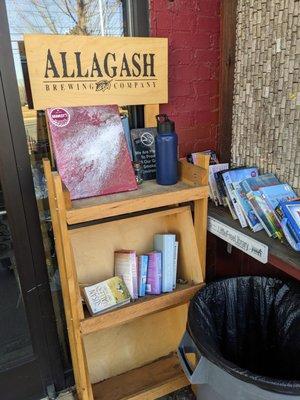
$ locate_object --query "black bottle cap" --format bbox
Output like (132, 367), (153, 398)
(156, 114), (175, 134)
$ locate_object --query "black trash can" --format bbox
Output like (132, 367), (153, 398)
(178, 276), (300, 399)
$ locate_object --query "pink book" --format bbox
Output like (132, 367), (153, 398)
(46, 105), (137, 200)
(146, 251), (162, 295)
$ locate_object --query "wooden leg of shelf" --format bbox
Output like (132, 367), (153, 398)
(194, 198), (208, 282)
(53, 173), (93, 400)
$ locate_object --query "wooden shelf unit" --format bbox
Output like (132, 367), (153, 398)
(44, 138), (209, 398)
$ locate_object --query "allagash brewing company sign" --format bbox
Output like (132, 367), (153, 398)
(24, 35), (168, 109)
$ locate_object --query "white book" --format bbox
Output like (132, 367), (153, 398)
(114, 251), (138, 299)
(173, 241), (179, 289)
(154, 234), (175, 293)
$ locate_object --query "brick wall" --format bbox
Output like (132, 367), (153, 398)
(149, 0), (220, 156)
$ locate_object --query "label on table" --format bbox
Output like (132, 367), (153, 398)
(208, 216), (268, 263)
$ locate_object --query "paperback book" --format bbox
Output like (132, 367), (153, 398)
(154, 234), (176, 293)
(222, 167), (259, 228)
(146, 251), (162, 295)
(82, 276), (131, 316)
(114, 250), (138, 299)
(46, 105), (137, 200)
(138, 255), (148, 297)
(209, 163), (229, 205)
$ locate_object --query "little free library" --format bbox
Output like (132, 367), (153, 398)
(0, 2), (299, 400)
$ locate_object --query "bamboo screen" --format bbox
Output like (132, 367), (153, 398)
(231, 0), (300, 194)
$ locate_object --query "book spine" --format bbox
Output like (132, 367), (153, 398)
(173, 241), (178, 289)
(223, 173), (247, 227)
(138, 255), (148, 297)
(247, 193), (276, 237)
(154, 235), (174, 292)
(131, 253), (138, 300)
(114, 251), (135, 299)
(146, 252), (162, 295)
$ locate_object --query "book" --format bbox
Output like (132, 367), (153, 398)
(247, 192), (283, 239)
(239, 173), (279, 194)
(234, 182), (263, 232)
(222, 167), (259, 228)
(173, 241), (179, 289)
(114, 250), (138, 299)
(215, 170), (230, 207)
(281, 200), (300, 242)
(154, 234), (176, 292)
(209, 163), (229, 205)
(131, 128), (157, 180)
(46, 105), (137, 200)
(146, 252), (162, 295)
(259, 184), (297, 211)
(138, 255), (148, 297)
(82, 276), (131, 316)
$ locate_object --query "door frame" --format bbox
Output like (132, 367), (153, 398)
(0, 2), (65, 398)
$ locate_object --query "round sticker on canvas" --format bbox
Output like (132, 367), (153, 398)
(50, 108), (70, 127)
(141, 132), (154, 147)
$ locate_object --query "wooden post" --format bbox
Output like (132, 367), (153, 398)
(144, 104), (159, 127)
(52, 172), (93, 400)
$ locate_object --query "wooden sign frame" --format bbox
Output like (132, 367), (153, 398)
(24, 34), (168, 110)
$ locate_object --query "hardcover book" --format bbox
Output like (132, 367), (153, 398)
(281, 200), (300, 242)
(173, 241), (179, 289)
(146, 251), (162, 295)
(114, 250), (138, 299)
(138, 255), (148, 297)
(82, 276), (131, 316)
(234, 183), (263, 232)
(46, 105), (137, 200)
(154, 234), (176, 293)
(131, 128), (157, 180)
(239, 173), (279, 194)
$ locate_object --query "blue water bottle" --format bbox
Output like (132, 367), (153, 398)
(155, 114), (178, 185)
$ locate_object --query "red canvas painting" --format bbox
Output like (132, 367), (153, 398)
(46, 105), (137, 200)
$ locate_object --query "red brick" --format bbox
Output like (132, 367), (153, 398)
(197, 16), (220, 32)
(169, 81), (193, 98)
(169, 49), (192, 65)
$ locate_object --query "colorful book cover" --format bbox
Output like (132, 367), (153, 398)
(154, 234), (176, 293)
(239, 173), (279, 194)
(222, 167), (259, 228)
(215, 170), (229, 207)
(114, 250), (138, 299)
(259, 184), (297, 211)
(281, 200), (300, 241)
(46, 105), (137, 200)
(131, 128), (157, 180)
(146, 251), (162, 295)
(138, 255), (148, 297)
(247, 193), (283, 239)
(83, 276), (131, 316)
(234, 182), (263, 232)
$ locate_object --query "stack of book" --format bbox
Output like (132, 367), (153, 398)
(82, 233), (179, 316)
(188, 151), (299, 251)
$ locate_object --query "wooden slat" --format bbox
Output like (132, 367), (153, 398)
(194, 198), (208, 281)
(66, 180), (209, 224)
(81, 283), (204, 335)
(92, 353), (189, 400)
(144, 104), (160, 127)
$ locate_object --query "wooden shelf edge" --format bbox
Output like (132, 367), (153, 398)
(92, 353), (189, 400)
(66, 185), (209, 225)
(80, 283), (204, 335)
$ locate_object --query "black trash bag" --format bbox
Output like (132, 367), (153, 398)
(187, 276), (300, 395)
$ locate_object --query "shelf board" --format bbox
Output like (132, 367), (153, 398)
(92, 353), (189, 400)
(66, 179), (208, 224)
(80, 283), (203, 335)
(208, 203), (300, 279)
